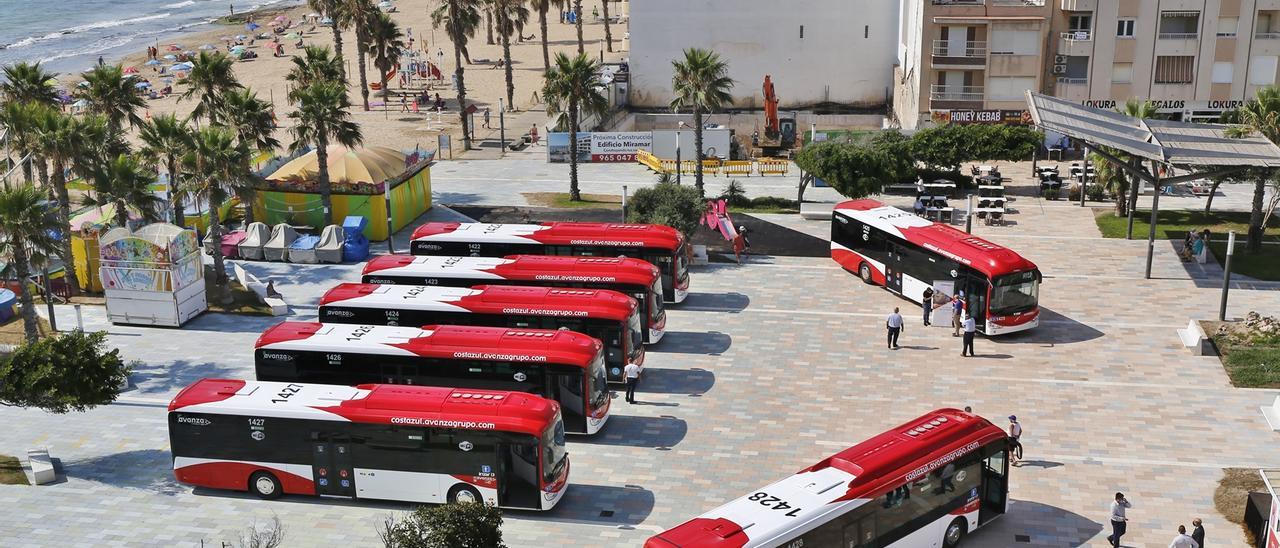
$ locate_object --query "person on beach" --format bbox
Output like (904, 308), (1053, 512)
(483, 107), (490, 129)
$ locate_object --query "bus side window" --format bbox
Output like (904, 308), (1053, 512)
(550, 246), (574, 255)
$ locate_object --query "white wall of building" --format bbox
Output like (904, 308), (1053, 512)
(628, 0), (897, 109)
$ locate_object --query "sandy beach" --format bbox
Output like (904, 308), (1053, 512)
(108, 0), (629, 152)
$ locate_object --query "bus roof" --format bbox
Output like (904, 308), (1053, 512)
(834, 199), (1038, 278)
(647, 409), (1006, 548)
(362, 254), (661, 286)
(255, 321), (602, 367)
(169, 379), (560, 436)
(319, 283), (637, 321)
(410, 221), (685, 250)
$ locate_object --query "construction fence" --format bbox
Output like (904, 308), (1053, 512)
(635, 150), (791, 177)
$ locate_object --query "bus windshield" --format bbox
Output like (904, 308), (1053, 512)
(588, 352), (608, 412)
(649, 280), (665, 323)
(627, 310), (644, 361)
(990, 270), (1040, 315)
(542, 419), (568, 486)
(675, 244), (690, 287)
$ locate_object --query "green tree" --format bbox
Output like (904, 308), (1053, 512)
(1226, 86), (1280, 253)
(0, 62), (59, 106)
(368, 12), (407, 99)
(0, 184), (60, 342)
(626, 181), (702, 238)
(309, 0), (349, 81)
(287, 46), (345, 97)
(377, 503), (506, 548)
(544, 52), (608, 201)
(0, 101), (43, 182)
(78, 64), (147, 137)
(670, 48), (734, 197)
(184, 127), (253, 288)
(528, 0), (563, 73)
(0, 330), (131, 412)
(179, 51), (242, 125)
(83, 154), (165, 227)
(218, 88), (279, 225)
(866, 130), (916, 185)
(495, 0), (529, 106)
(909, 124), (1039, 172)
(138, 114), (194, 226)
(288, 81), (363, 226)
(32, 108), (103, 296)
(432, 0), (482, 150)
(794, 140), (897, 199)
(346, 0), (377, 111)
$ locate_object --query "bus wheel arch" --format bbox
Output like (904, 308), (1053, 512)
(447, 483), (482, 505)
(943, 516), (967, 547)
(249, 471), (283, 499)
(859, 263), (875, 285)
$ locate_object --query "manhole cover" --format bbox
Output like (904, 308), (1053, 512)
(599, 510), (614, 517)
(1015, 534), (1031, 543)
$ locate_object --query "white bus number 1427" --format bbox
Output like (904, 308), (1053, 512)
(271, 383), (304, 404)
(749, 492), (802, 517)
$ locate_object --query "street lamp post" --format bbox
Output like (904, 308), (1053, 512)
(1220, 231), (1236, 321)
(499, 98), (506, 156)
(675, 121), (686, 184)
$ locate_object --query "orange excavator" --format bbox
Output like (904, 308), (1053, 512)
(754, 74), (796, 156)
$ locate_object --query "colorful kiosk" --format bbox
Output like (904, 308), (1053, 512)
(257, 146), (433, 241)
(99, 223), (207, 327)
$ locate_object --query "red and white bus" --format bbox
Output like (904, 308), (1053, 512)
(318, 283), (644, 383)
(409, 222), (691, 303)
(168, 379), (569, 510)
(362, 254), (667, 343)
(831, 199), (1041, 335)
(647, 409), (1011, 548)
(255, 322), (610, 435)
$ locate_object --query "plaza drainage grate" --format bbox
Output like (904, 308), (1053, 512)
(1015, 534), (1031, 543)
(600, 510), (614, 518)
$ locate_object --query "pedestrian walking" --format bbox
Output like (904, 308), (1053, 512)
(483, 107), (491, 128)
(1106, 492), (1132, 548)
(922, 286), (934, 326)
(1191, 518), (1204, 547)
(951, 294), (965, 337)
(530, 124), (539, 144)
(1169, 525), (1200, 548)
(738, 225), (751, 251)
(623, 361), (642, 403)
(962, 314), (977, 356)
(732, 232), (746, 264)
(1007, 415), (1022, 464)
(886, 307), (904, 349)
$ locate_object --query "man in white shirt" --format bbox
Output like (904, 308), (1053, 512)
(962, 314), (977, 357)
(885, 307), (904, 349)
(1107, 492), (1132, 547)
(623, 362), (642, 404)
(1169, 524), (1200, 548)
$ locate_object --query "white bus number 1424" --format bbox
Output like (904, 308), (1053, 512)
(748, 492), (802, 517)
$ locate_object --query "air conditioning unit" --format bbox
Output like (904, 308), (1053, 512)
(1052, 64), (1067, 74)
(1055, 55), (1068, 64)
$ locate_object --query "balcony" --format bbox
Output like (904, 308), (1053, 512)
(1060, 0), (1095, 9)
(930, 85), (985, 109)
(1158, 32), (1199, 39)
(1055, 78), (1089, 101)
(931, 40), (988, 67)
(933, 0), (983, 4)
(1258, 32), (1280, 39)
(992, 0), (1045, 5)
(1059, 31), (1093, 56)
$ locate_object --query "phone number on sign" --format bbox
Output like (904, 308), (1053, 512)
(591, 154), (636, 162)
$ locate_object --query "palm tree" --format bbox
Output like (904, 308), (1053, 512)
(78, 64), (147, 136)
(544, 52), (607, 201)
(1227, 86), (1280, 253)
(309, 0), (349, 81)
(432, 0), (483, 150)
(528, 0), (561, 73)
(289, 81), (363, 226)
(32, 109), (102, 296)
(139, 114), (194, 226)
(345, 0), (377, 111)
(0, 101), (44, 183)
(1112, 99), (1158, 237)
(484, 0), (496, 45)
(184, 127), (252, 288)
(0, 62), (59, 106)
(0, 183), (59, 341)
(179, 51), (242, 125)
(218, 89), (279, 225)
(495, 0), (530, 106)
(600, 0), (613, 52)
(670, 48), (734, 197)
(83, 154), (164, 227)
(368, 13), (406, 99)
(573, 0), (583, 54)
(287, 46), (345, 97)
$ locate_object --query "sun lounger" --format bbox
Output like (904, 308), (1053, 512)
(262, 223), (298, 262)
(220, 230), (247, 259)
(315, 224), (345, 264)
(238, 222), (270, 260)
(287, 234), (321, 263)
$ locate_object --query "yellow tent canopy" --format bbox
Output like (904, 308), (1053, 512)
(267, 145), (407, 184)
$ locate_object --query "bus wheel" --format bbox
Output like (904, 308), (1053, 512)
(448, 484), (482, 505)
(943, 517), (967, 547)
(249, 471), (283, 500)
(859, 263), (874, 285)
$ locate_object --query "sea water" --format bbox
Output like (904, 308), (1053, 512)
(0, 0), (301, 76)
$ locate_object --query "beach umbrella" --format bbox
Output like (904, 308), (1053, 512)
(163, 54), (177, 61)
(273, 14), (288, 21)
(320, 17), (333, 25)
(219, 36), (233, 41)
(144, 59), (162, 66)
(123, 67), (139, 74)
(245, 22), (260, 31)
(167, 44), (181, 51)
(199, 44), (215, 50)
(183, 50), (195, 56)
(134, 82), (151, 89)
(378, 1), (393, 8)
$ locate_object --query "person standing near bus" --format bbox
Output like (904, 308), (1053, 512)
(623, 361), (642, 404)
(922, 287), (934, 326)
(1107, 492), (1132, 548)
(1007, 415), (1022, 464)
(962, 314), (977, 356)
(732, 232), (746, 264)
(1169, 525), (1200, 548)
(1191, 518), (1204, 547)
(951, 294), (965, 337)
(886, 307), (904, 349)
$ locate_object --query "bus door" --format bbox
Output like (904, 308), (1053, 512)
(979, 449), (1008, 524)
(963, 276), (989, 332)
(548, 366), (587, 433)
(884, 242), (905, 294)
(312, 435), (355, 497)
(498, 438), (541, 509)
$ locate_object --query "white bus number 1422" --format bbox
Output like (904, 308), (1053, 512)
(748, 492), (803, 517)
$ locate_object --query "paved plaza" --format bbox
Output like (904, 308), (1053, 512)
(2, 161), (1279, 547)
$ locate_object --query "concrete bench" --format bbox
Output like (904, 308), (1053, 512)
(1263, 397), (1280, 431)
(27, 447), (55, 485)
(232, 262), (288, 316)
(800, 202), (835, 220)
(1177, 319), (1211, 356)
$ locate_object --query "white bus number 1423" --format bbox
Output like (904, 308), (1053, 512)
(748, 492), (803, 517)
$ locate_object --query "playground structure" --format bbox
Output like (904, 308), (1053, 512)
(99, 223), (207, 327)
(636, 150), (791, 176)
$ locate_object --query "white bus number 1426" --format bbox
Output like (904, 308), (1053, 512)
(749, 492), (803, 517)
